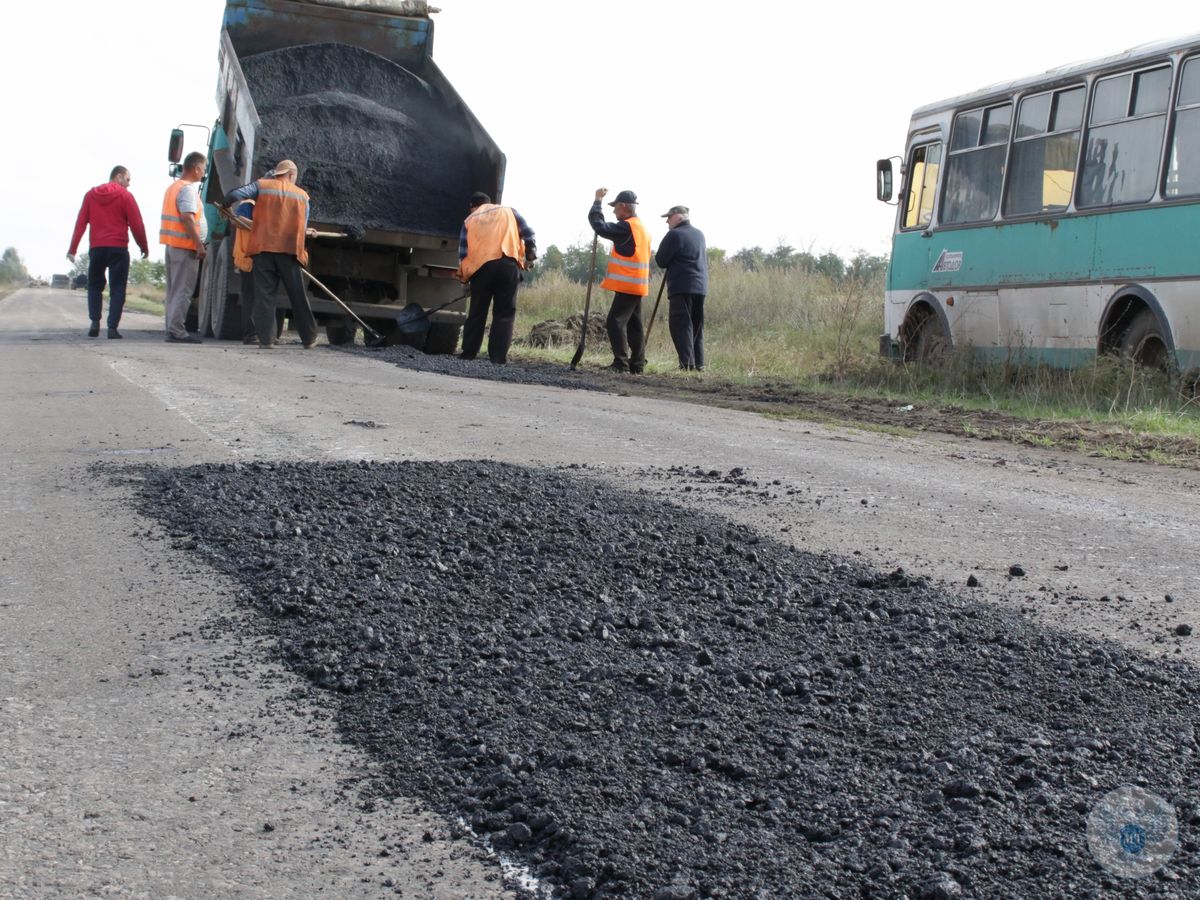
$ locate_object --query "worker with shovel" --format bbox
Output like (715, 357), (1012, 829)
(221, 159), (319, 349)
(455, 191), (536, 364)
(588, 188), (651, 373)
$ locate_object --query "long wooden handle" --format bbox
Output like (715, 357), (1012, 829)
(570, 234), (600, 370)
(644, 275), (667, 347)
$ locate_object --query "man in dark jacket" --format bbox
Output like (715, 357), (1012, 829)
(67, 166), (149, 338)
(654, 205), (709, 370)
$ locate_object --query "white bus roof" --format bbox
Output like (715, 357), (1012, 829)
(912, 32), (1200, 118)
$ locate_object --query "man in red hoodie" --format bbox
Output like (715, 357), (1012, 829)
(67, 166), (149, 338)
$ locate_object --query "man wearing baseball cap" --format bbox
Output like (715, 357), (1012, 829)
(222, 159), (320, 349)
(655, 205), (709, 370)
(588, 188), (651, 373)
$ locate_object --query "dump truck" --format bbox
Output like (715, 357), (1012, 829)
(171, 0), (505, 350)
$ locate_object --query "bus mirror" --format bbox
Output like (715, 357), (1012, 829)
(876, 159), (894, 203)
(168, 128), (185, 163)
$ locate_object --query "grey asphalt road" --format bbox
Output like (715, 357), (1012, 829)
(2, 288), (1197, 896)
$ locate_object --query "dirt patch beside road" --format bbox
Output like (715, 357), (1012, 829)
(345, 345), (1200, 468)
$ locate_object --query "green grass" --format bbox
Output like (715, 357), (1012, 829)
(122, 284), (165, 317)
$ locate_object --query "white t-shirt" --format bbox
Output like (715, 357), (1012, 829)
(175, 182), (209, 242)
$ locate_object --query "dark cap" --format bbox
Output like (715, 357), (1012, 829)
(469, 191), (492, 207)
(608, 190), (638, 206)
(661, 205), (689, 217)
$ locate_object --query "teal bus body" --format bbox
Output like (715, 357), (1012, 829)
(892, 206), (1200, 289)
(882, 34), (1200, 371)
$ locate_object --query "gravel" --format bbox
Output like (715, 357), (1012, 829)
(134, 460), (1200, 898)
(241, 42), (488, 236)
(342, 342), (616, 392)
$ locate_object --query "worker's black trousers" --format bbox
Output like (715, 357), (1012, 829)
(606, 292), (645, 372)
(462, 256), (520, 363)
(668, 293), (706, 370)
(251, 252), (317, 346)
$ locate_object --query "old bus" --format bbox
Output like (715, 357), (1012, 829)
(876, 33), (1200, 371)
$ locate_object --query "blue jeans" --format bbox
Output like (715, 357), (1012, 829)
(87, 247), (131, 328)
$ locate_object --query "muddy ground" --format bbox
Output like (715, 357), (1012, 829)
(341, 343), (1200, 468)
(134, 459), (1200, 899)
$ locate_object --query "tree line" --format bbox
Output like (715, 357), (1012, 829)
(0, 247), (29, 283)
(529, 241), (888, 285)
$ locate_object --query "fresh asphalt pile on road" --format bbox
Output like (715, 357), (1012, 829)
(133, 460), (1199, 898)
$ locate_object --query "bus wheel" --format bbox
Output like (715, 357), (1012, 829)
(907, 312), (947, 364)
(1120, 310), (1171, 371)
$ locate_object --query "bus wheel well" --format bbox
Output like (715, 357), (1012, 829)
(1099, 295), (1173, 371)
(900, 302), (947, 363)
(1099, 295), (1147, 355)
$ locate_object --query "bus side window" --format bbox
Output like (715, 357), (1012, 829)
(1004, 86), (1084, 217)
(1079, 65), (1170, 208)
(1166, 57), (1200, 197)
(903, 143), (942, 230)
(942, 103), (1011, 224)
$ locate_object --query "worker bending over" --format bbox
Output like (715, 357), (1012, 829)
(456, 191), (536, 364)
(222, 159), (319, 349)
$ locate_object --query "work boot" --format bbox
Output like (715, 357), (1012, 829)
(88, 321), (100, 337)
(107, 328), (122, 339)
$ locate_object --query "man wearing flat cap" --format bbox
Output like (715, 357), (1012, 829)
(655, 205), (709, 370)
(222, 159), (320, 349)
(589, 188), (651, 373)
(456, 191), (537, 364)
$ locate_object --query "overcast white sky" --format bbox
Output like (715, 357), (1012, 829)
(0, 1), (1194, 278)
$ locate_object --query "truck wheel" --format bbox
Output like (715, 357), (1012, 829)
(424, 322), (461, 355)
(210, 238), (243, 340)
(1120, 309), (1171, 371)
(197, 248), (215, 338)
(326, 321), (356, 345)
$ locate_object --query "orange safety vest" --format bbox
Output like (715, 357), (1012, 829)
(457, 204), (525, 282)
(159, 179), (203, 250)
(601, 215), (651, 296)
(243, 179), (310, 267)
(232, 202), (255, 273)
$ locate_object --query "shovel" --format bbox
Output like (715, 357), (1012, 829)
(301, 268), (390, 348)
(391, 292), (471, 346)
(570, 234), (600, 370)
(643, 274), (668, 349)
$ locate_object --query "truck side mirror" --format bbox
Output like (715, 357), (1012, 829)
(168, 128), (185, 164)
(876, 159), (894, 203)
